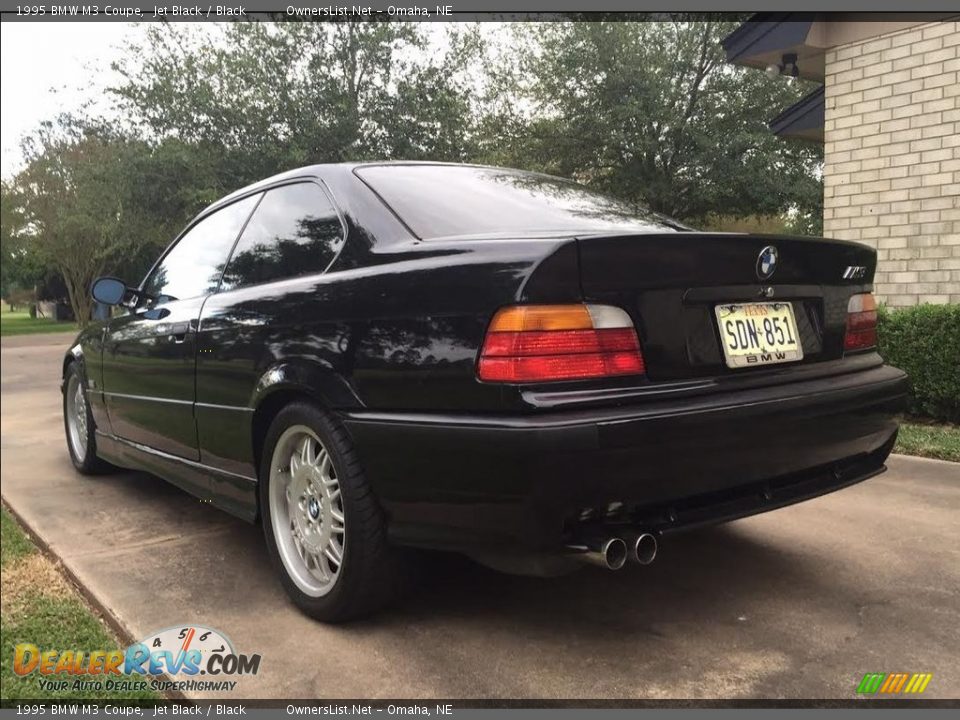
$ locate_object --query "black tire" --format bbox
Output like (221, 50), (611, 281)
(62, 363), (111, 475)
(258, 401), (405, 622)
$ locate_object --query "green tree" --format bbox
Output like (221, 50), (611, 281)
(13, 125), (130, 324)
(110, 22), (478, 187)
(11, 118), (208, 325)
(482, 20), (823, 227)
(1, 180), (43, 303)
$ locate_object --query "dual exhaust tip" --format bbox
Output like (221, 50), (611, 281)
(573, 532), (657, 570)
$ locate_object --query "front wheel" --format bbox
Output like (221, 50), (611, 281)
(259, 401), (404, 622)
(63, 363), (109, 475)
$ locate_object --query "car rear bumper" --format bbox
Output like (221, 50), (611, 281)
(341, 364), (908, 551)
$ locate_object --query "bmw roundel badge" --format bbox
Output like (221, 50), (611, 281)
(756, 246), (778, 281)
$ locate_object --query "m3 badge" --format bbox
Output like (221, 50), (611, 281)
(843, 266), (868, 280)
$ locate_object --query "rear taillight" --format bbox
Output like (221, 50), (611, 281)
(477, 304), (645, 382)
(844, 293), (878, 351)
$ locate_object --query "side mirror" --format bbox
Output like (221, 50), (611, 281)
(91, 277), (128, 306)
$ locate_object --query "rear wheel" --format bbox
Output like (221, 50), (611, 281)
(63, 363), (109, 474)
(259, 401), (404, 622)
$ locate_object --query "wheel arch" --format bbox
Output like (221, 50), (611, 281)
(249, 360), (360, 482)
(62, 342), (83, 381)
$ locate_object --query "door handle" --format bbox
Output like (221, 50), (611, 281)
(171, 322), (193, 343)
(154, 321), (192, 341)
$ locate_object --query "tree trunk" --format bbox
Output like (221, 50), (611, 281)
(61, 267), (95, 328)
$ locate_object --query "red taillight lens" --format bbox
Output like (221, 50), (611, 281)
(477, 304), (645, 382)
(844, 293), (878, 351)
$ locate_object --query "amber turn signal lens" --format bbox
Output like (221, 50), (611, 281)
(488, 305), (595, 332)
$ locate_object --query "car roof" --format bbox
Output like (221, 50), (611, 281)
(201, 161), (539, 219)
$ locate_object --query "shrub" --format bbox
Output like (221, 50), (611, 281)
(877, 303), (960, 423)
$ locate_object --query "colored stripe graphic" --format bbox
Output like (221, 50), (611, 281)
(858, 672), (932, 694)
(880, 673), (908, 693)
(857, 673), (886, 694)
(907, 674), (933, 694)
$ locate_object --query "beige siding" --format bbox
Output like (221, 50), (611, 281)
(823, 20), (960, 306)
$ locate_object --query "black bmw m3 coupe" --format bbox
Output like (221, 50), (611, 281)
(62, 162), (907, 621)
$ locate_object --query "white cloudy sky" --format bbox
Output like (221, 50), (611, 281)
(0, 22), (147, 178)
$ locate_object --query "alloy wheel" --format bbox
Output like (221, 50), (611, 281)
(65, 373), (88, 463)
(268, 425), (346, 597)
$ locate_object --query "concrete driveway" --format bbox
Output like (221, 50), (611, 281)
(2, 331), (959, 700)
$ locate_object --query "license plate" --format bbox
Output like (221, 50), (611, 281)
(714, 302), (803, 368)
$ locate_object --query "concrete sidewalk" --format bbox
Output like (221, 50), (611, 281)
(2, 332), (959, 700)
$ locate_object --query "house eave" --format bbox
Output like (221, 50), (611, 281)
(721, 13), (823, 81)
(769, 86), (825, 143)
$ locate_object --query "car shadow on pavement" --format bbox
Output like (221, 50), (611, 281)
(378, 524), (820, 636)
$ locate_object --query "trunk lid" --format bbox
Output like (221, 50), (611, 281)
(575, 232), (877, 380)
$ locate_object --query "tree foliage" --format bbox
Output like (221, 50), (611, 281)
(111, 22), (478, 187)
(12, 124), (135, 324)
(1, 180), (41, 300)
(481, 20), (823, 223)
(9, 120), (215, 323)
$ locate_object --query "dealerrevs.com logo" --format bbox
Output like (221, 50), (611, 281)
(13, 625), (261, 694)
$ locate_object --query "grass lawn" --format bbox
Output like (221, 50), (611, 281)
(895, 420), (960, 463)
(0, 507), (159, 701)
(0, 305), (76, 337)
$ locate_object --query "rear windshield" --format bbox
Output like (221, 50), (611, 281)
(355, 164), (687, 240)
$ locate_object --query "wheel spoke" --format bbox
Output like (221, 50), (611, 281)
(324, 540), (343, 565)
(327, 550), (339, 576)
(300, 436), (313, 466)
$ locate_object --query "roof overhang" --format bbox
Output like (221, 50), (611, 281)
(721, 13), (822, 81)
(721, 13), (947, 82)
(769, 86), (825, 142)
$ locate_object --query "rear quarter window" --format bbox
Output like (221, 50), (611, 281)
(220, 182), (344, 291)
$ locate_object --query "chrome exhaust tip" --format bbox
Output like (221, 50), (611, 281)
(568, 537), (628, 570)
(600, 537), (628, 570)
(629, 532), (658, 565)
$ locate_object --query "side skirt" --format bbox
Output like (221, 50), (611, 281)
(95, 431), (259, 523)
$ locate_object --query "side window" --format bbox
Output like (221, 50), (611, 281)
(142, 194), (261, 302)
(219, 183), (344, 291)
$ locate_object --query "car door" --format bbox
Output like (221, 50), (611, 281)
(101, 194), (262, 461)
(194, 181), (346, 511)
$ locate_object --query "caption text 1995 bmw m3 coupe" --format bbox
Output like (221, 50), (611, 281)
(62, 162), (907, 621)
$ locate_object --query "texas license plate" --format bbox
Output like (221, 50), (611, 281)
(714, 302), (803, 368)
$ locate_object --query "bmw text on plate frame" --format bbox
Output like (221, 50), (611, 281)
(64, 162), (907, 622)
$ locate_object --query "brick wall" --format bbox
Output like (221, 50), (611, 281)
(823, 21), (960, 306)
